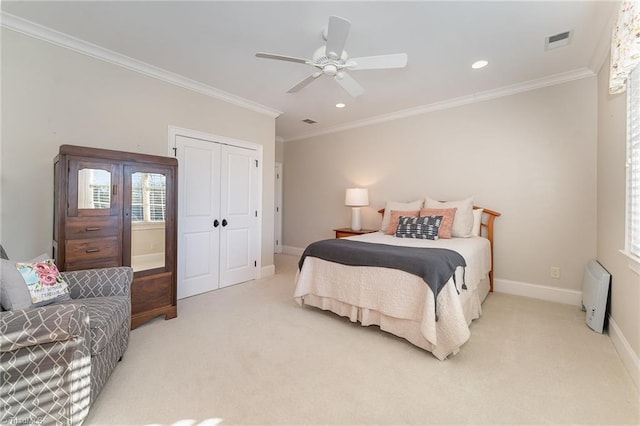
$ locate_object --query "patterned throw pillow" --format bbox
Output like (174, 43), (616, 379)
(384, 210), (420, 235)
(16, 259), (70, 306)
(0, 256), (71, 310)
(419, 207), (457, 239)
(395, 215), (443, 240)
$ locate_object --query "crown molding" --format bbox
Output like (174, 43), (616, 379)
(588, 2), (617, 74)
(284, 67), (596, 142)
(1, 12), (282, 119)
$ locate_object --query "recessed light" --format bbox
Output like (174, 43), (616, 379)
(472, 60), (488, 69)
(335, 103), (346, 108)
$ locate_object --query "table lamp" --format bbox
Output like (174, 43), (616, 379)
(345, 188), (369, 231)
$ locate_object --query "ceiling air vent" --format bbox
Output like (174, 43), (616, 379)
(302, 118), (317, 124)
(545, 30), (572, 50)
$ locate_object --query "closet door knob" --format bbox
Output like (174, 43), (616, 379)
(213, 219), (220, 228)
(222, 219), (228, 227)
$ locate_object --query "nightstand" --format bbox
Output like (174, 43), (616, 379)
(334, 228), (377, 238)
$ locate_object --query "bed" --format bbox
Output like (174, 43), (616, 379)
(294, 203), (500, 360)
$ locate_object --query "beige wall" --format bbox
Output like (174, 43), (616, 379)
(596, 58), (640, 360)
(1, 29), (276, 269)
(275, 139), (284, 164)
(284, 77), (598, 292)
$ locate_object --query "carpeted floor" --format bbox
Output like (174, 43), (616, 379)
(85, 254), (640, 425)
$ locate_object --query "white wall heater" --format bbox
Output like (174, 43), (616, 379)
(581, 260), (611, 334)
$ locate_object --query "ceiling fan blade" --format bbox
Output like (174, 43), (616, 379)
(348, 53), (408, 70)
(287, 72), (323, 93)
(334, 72), (364, 97)
(256, 52), (309, 65)
(325, 16), (351, 60)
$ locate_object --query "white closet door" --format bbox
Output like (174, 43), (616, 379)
(176, 135), (221, 299)
(219, 144), (259, 287)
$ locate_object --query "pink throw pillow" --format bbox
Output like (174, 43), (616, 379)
(419, 208), (457, 239)
(385, 210), (420, 235)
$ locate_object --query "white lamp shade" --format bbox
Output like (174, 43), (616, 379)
(345, 188), (369, 206)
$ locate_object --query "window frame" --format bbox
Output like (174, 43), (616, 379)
(623, 64), (640, 274)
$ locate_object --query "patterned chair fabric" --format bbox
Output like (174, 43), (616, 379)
(0, 254), (133, 426)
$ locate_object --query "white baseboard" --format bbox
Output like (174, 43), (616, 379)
(281, 255), (638, 389)
(493, 278), (582, 306)
(261, 264), (275, 278)
(608, 316), (640, 392)
(283, 246), (304, 257)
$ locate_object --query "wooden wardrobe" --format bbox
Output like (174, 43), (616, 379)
(54, 145), (178, 329)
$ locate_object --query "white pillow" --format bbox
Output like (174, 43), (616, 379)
(380, 200), (424, 232)
(424, 196), (474, 237)
(472, 208), (483, 236)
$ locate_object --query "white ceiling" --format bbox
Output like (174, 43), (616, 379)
(1, 1), (618, 141)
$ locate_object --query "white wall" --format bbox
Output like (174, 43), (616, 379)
(596, 56), (640, 384)
(283, 77), (598, 293)
(0, 28), (276, 269)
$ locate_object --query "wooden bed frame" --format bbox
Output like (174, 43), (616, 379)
(378, 206), (501, 291)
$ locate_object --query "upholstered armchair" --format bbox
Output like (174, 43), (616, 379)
(0, 246), (133, 426)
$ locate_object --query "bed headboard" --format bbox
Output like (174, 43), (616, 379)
(378, 206), (501, 291)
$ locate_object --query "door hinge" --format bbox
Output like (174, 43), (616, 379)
(255, 211), (258, 217)
(254, 261), (257, 267)
(255, 159), (259, 167)
(172, 147), (177, 157)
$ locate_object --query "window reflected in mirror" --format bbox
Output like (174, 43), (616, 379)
(78, 168), (111, 209)
(131, 172), (166, 272)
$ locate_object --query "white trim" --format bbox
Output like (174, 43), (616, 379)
(274, 162), (283, 254)
(261, 264), (275, 278)
(588, 3), (619, 74)
(283, 68), (595, 142)
(168, 125), (263, 153)
(0, 12), (281, 119)
(493, 278), (583, 306)
(608, 316), (640, 392)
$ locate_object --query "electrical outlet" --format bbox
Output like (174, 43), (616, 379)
(550, 266), (561, 279)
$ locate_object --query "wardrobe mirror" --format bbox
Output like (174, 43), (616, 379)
(130, 172), (166, 272)
(77, 168), (111, 209)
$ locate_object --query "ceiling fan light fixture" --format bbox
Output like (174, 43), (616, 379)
(256, 15), (407, 98)
(324, 64), (338, 76)
(472, 60), (488, 69)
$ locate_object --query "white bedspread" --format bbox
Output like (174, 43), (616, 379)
(294, 233), (492, 360)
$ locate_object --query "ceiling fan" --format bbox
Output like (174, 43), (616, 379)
(256, 15), (408, 97)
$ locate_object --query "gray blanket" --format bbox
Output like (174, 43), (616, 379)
(298, 239), (467, 319)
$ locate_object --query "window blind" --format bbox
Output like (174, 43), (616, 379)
(627, 65), (640, 258)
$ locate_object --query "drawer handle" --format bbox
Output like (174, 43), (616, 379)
(85, 248), (100, 253)
(85, 227), (101, 231)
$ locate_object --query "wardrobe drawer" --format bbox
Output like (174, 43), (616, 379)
(65, 236), (119, 261)
(64, 257), (121, 271)
(65, 217), (119, 239)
